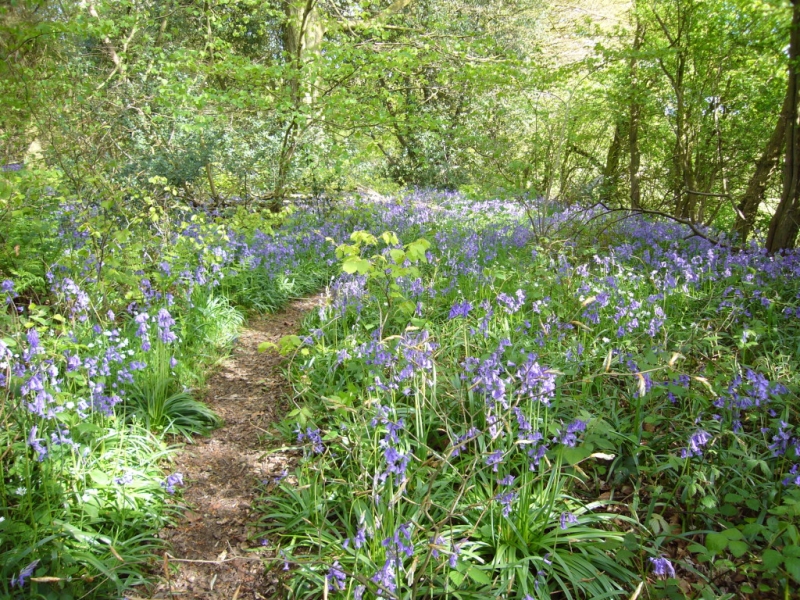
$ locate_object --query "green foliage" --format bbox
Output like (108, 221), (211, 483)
(125, 343), (222, 440)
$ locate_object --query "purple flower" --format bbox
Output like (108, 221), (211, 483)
(448, 540), (463, 568)
(448, 300), (473, 319)
(486, 449), (504, 472)
(451, 427), (480, 457)
(352, 526), (367, 549)
(114, 472), (133, 486)
(371, 558), (398, 596)
(65, 353), (81, 372)
(557, 419), (587, 447)
(161, 472), (183, 494)
(681, 429), (712, 458)
(1, 279), (14, 294)
(10, 559), (39, 588)
(497, 289), (526, 314)
(649, 556), (676, 578)
(495, 490), (517, 517)
(27, 426), (47, 461)
(326, 561), (346, 591)
(297, 427), (324, 454)
(430, 535), (445, 559)
(157, 308), (175, 328)
(560, 511), (578, 529)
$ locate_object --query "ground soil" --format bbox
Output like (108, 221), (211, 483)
(145, 296), (322, 600)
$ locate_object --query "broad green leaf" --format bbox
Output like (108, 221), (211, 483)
(342, 258), (371, 274)
(466, 566), (492, 585)
(728, 540), (748, 558)
(705, 532), (728, 554)
(389, 248), (406, 264)
(785, 556), (800, 582)
(762, 549), (783, 570)
(721, 528), (743, 541)
(448, 570), (464, 586)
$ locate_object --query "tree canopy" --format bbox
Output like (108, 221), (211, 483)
(2, 0), (798, 247)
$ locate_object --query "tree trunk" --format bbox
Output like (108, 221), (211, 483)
(628, 17), (644, 209)
(766, 0), (800, 252)
(601, 121), (623, 202)
(272, 0), (323, 211)
(735, 92), (790, 242)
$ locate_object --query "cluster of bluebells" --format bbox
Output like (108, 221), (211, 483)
(681, 429), (712, 458)
(296, 426), (325, 455)
(371, 406), (411, 487)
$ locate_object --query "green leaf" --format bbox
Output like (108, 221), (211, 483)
(562, 445), (592, 465)
(380, 231), (399, 245)
(342, 258), (371, 274)
(90, 469), (111, 486)
(762, 549), (783, 570)
(448, 570), (464, 586)
(728, 540), (748, 558)
(389, 248), (406, 264)
(705, 532), (728, 554)
(785, 556), (800, 582)
(722, 528), (743, 541)
(466, 566), (492, 585)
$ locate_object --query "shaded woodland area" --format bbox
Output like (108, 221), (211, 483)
(2, 0), (800, 249)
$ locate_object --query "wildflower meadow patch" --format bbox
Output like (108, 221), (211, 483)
(1, 188), (799, 598)
(257, 192), (800, 599)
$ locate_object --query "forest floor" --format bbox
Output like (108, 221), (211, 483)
(145, 296), (322, 600)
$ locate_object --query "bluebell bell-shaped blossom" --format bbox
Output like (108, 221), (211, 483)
(162, 472), (183, 494)
(326, 561), (346, 591)
(560, 511), (578, 529)
(486, 449), (504, 472)
(495, 490), (517, 517)
(451, 427), (480, 457)
(27, 426), (47, 461)
(649, 556), (676, 578)
(448, 300), (473, 320)
(10, 559), (39, 589)
(681, 429), (712, 458)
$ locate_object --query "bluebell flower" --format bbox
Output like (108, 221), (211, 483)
(114, 472), (133, 486)
(10, 559), (39, 588)
(649, 556), (676, 578)
(681, 429), (711, 458)
(486, 449), (504, 472)
(326, 561), (346, 591)
(448, 300), (473, 320)
(353, 526), (367, 549)
(560, 511), (578, 529)
(161, 472), (183, 494)
(495, 490), (517, 516)
(27, 426), (47, 461)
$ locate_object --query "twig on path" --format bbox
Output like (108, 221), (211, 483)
(165, 553), (265, 564)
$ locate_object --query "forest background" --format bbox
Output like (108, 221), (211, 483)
(3, 0), (799, 251)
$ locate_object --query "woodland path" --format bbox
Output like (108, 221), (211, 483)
(147, 296), (323, 600)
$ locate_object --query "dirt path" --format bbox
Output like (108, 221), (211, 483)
(150, 296), (322, 600)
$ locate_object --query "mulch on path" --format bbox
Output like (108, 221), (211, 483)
(148, 296), (322, 600)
